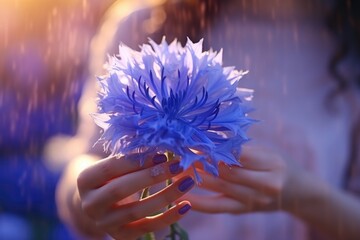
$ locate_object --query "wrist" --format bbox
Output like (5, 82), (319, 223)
(282, 169), (330, 215)
(282, 172), (360, 239)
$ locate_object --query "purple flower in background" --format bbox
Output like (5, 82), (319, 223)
(93, 37), (254, 179)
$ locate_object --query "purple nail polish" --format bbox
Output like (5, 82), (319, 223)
(169, 162), (182, 174)
(178, 177), (194, 192)
(152, 154), (167, 164)
(178, 204), (191, 215)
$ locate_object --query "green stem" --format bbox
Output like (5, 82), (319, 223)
(143, 232), (156, 240)
(169, 224), (176, 240)
(141, 187), (150, 199)
(140, 188), (156, 240)
(166, 153), (174, 209)
(166, 152), (177, 239)
(142, 151), (189, 240)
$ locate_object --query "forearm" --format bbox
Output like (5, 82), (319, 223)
(287, 171), (360, 240)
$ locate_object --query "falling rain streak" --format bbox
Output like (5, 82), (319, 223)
(0, 0), (359, 239)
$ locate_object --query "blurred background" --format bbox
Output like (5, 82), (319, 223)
(0, 0), (115, 239)
(0, 0), (359, 239)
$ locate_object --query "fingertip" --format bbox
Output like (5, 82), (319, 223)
(177, 201), (192, 215)
(178, 177), (195, 192)
(152, 154), (167, 165)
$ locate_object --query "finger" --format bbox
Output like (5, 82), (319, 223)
(78, 153), (167, 193)
(114, 201), (192, 240)
(218, 164), (276, 193)
(197, 171), (271, 207)
(97, 176), (194, 229)
(184, 193), (245, 214)
(82, 161), (184, 218)
(69, 191), (106, 238)
(239, 146), (282, 171)
(171, 165), (196, 182)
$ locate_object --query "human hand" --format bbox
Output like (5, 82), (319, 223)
(183, 146), (305, 214)
(56, 154), (106, 239)
(76, 153), (194, 240)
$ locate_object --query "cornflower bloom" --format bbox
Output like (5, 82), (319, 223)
(93, 37), (254, 180)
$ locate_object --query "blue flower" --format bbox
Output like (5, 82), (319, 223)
(93, 37), (255, 180)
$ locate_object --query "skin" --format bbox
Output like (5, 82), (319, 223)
(54, 1), (360, 238)
(57, 146), (360, 240)
(182, 146), (360, 240)
(57, 153), (193, 240)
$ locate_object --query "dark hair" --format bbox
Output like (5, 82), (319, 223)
(328, 0), (360, 190)
(327, 0), (360, 92)
(164, 0), (360, 90)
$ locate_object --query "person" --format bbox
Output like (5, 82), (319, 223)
(54, 0), (360, 239)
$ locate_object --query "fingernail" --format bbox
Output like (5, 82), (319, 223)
(152, 154), (167, 164)
(178, 204), (191, 215)
(169, 162), (182, 174)
(178, 177), (194, 192)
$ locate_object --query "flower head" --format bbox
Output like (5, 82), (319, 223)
(93, 37), (254, 180)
